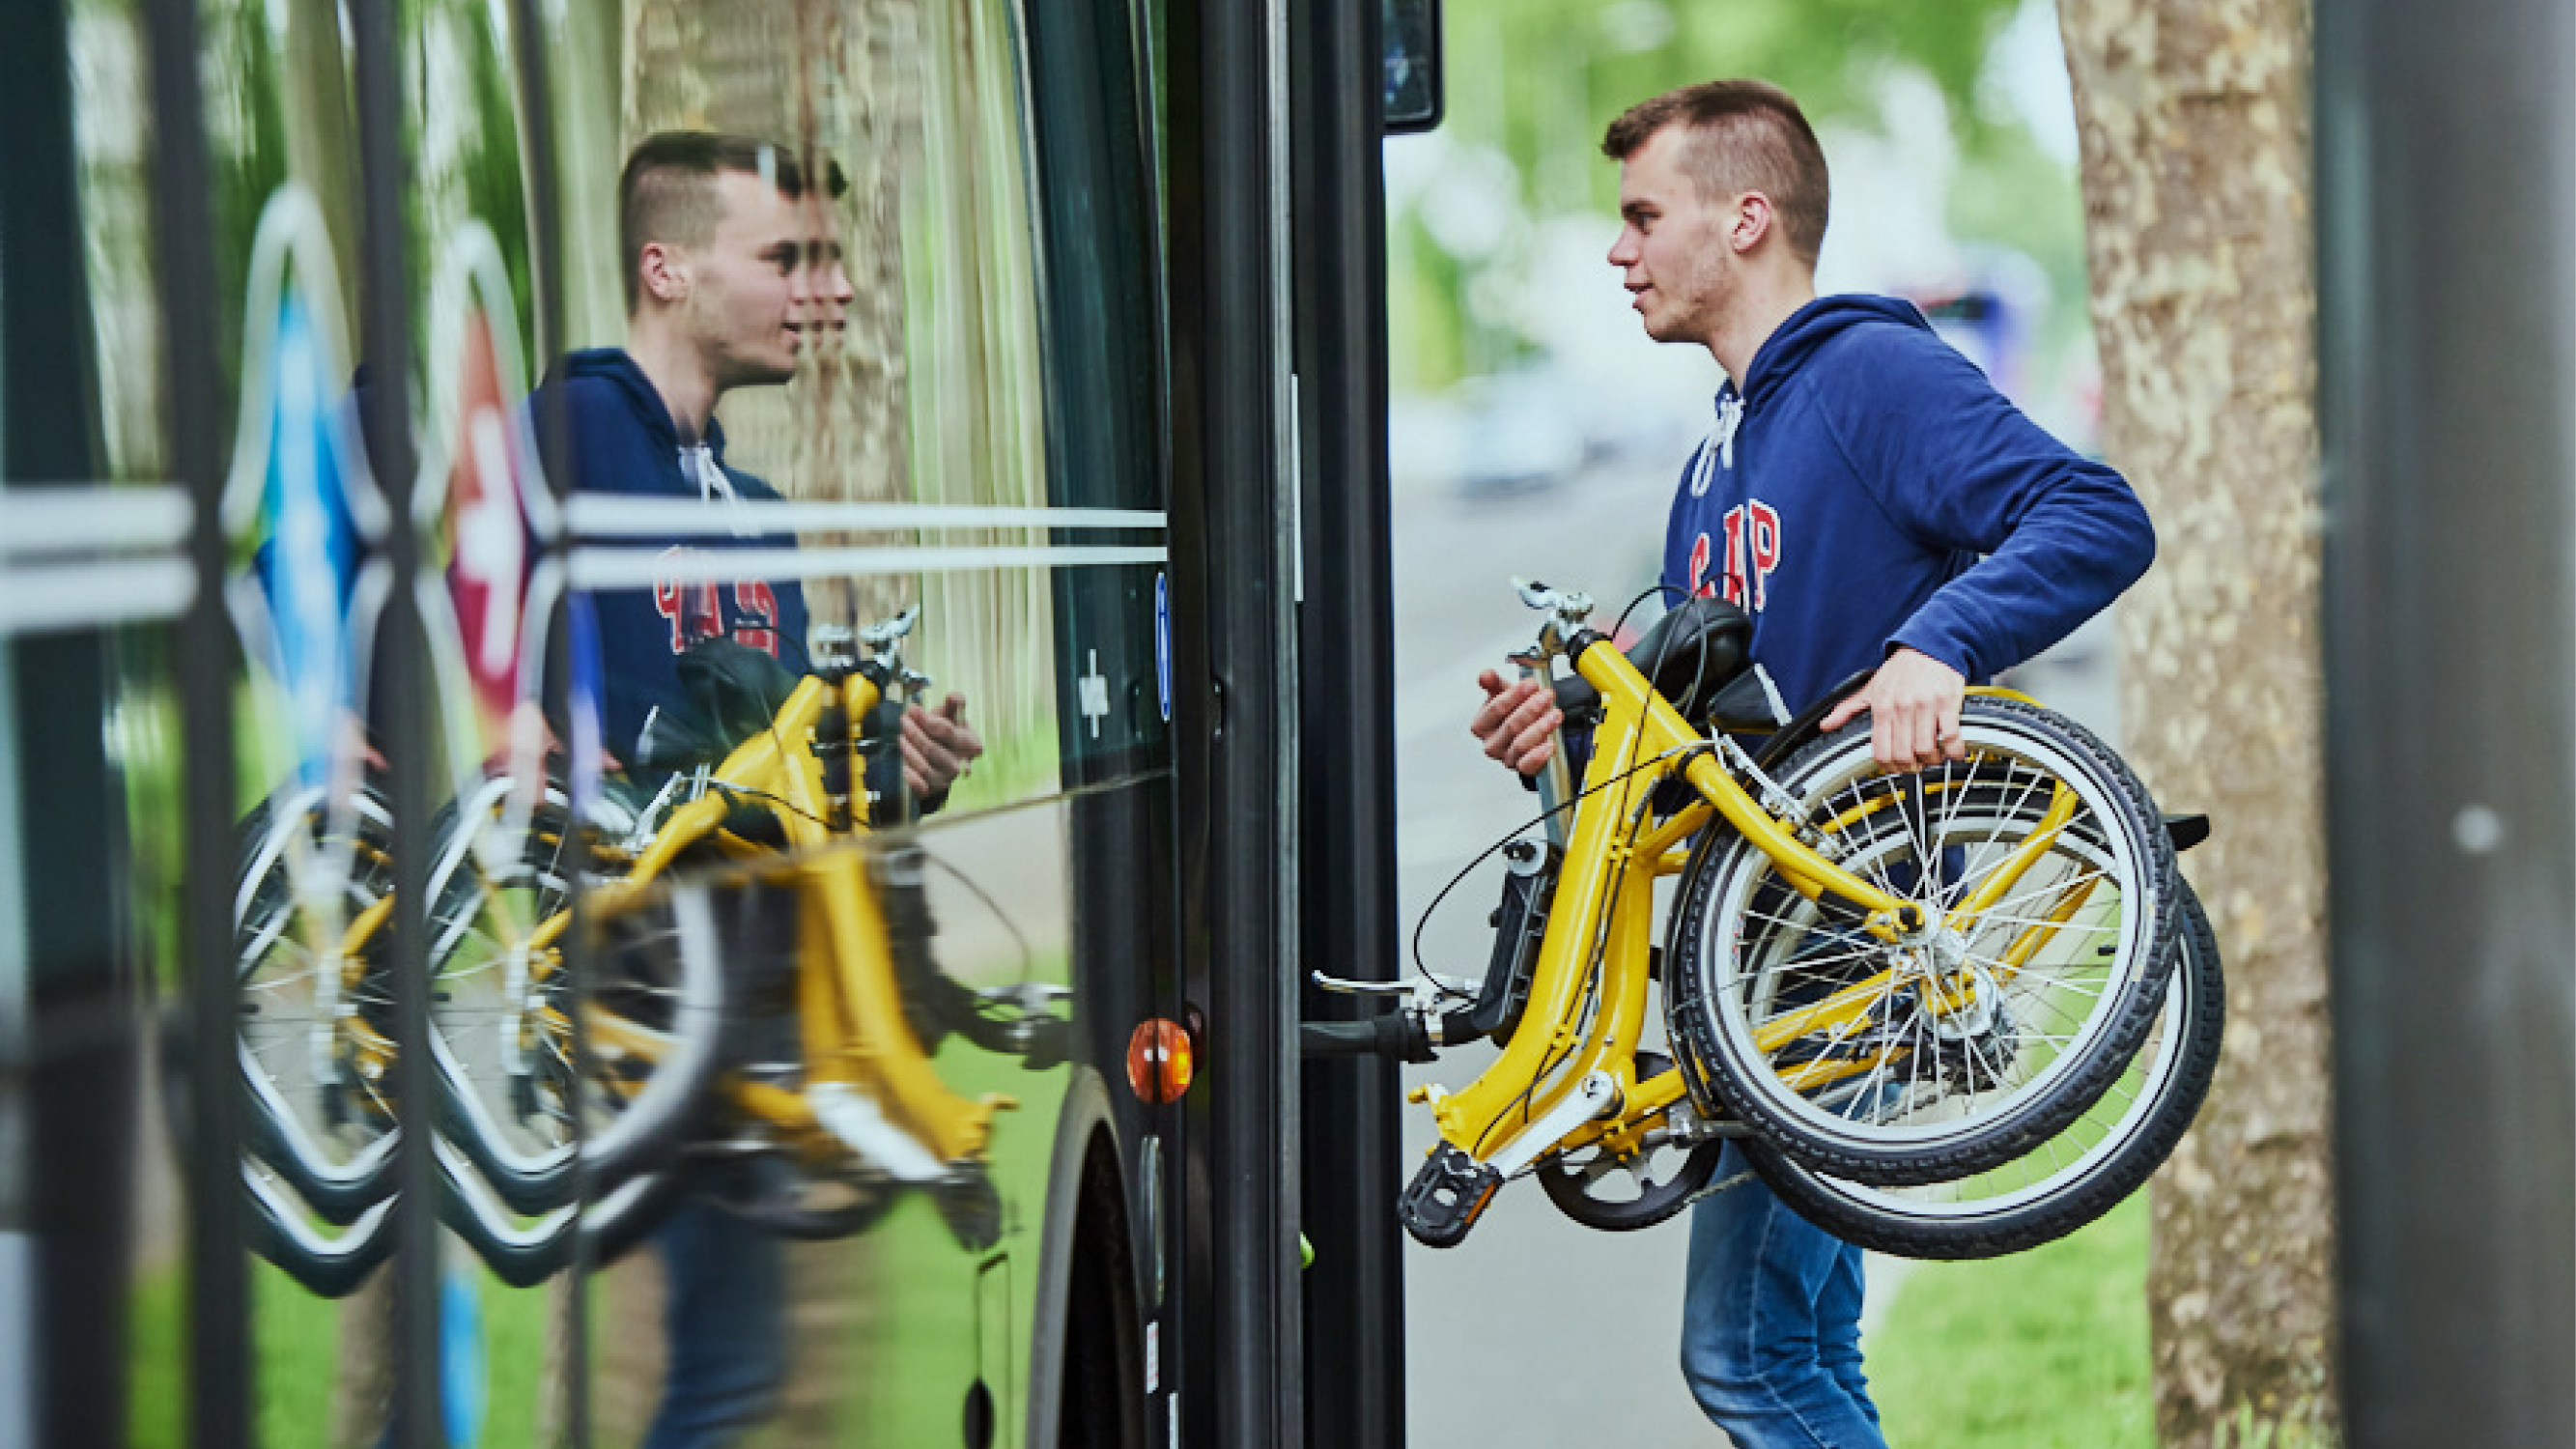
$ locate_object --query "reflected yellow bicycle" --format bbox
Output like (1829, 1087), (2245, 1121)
(427, 608), (1066, 1275)
(226, 609), (1062, 1293)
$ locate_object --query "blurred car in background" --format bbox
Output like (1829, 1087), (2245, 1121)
(1454, 369), (1588, 497)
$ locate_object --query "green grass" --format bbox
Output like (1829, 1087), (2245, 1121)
(128, 1252), (559, 1449)
(1867, 1192), (2154, 1449)
(814, 1028), (1073, 1448)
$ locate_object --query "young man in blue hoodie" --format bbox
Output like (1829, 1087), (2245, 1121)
(547, 132), (979, 790)
(543, 132), (982, 1448)
(1469, 80), (2153, 1447)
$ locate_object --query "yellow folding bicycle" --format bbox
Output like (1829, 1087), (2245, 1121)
(1312, 582), (2201, 1259)
(226, 609), (1062, 1293)
(424, 608), (1064, 1278)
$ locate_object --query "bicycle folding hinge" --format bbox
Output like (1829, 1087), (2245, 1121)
(1486, 1069), (1620, 1178)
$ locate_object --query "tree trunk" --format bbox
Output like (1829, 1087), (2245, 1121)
(2054, 3), (2340, 1445)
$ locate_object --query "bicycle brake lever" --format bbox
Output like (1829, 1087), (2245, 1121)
(977, 982), (1074, 1008)
(1310, 971), (1414, 997)
(859, 604), (920, 649)
(1518, 578), (1592, 614)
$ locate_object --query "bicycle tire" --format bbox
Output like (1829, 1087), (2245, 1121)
(240, 1155), (395, 1299)
(437, 1132), (688, 1289)
(424, 769), (728, 1214)
(228, 781), (403, 1224)
(1535, 1053), (1727, 1232)
(1745, 876), (2222, 1258)
(1669, 696), (2178, 1186)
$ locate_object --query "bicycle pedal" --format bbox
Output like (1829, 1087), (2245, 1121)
(1398, 1143), (1501, 1249)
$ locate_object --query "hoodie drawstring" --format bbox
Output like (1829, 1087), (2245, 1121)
(685, 443), (760, 537)
(1713, 389), (1744, 469)
(684, 443), (737, 503)
(1689, 389), (1746, 498)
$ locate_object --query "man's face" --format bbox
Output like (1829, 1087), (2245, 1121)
(1607, 126), (1737, 349)
(684, 168), (811, 387)
(799, 189), (856, 337)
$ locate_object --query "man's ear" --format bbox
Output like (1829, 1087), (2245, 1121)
(1731, 193), (1775, 255)
(637, 241), (689, 305)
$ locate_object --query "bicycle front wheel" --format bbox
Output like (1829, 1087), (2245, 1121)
(1668, 696), (2178, 1186)
(1745, 875), (2222, 1257)
(229, 781), (402, 1224)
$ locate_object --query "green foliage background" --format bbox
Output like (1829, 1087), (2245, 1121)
(1392, 0), (2091, 392)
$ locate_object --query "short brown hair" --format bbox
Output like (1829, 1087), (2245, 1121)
(1602, 80), (1829, 266)
(616, 132), (840, 313)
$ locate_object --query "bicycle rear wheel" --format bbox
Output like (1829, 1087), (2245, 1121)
(436, 1133), (685, 1289)
(424, 770), (727, 1215)
(1746, 876), (2222, 1258)
(1668, 696), (2178, 1186)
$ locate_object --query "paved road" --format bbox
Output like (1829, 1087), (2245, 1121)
(1386, 455), (1736, 1448)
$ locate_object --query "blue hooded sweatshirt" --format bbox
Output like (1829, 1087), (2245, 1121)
(534, 347), (811, 762)
(1659, 295), (2153, 714)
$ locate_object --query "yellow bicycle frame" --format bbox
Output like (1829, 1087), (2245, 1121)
(1418, 635), (2083, 1177)
(507, 669), (1009, 1173)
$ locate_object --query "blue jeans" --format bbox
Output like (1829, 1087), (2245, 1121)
(643, 1189), (786, 1449)
(1680, 1145), (1887, 1449)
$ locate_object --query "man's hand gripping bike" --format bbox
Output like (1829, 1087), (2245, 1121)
(1309, 582), (2221, 1260)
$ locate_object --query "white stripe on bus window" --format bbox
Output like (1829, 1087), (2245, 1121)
(562, 498), (1166, 539)
(568, 544), (1169, 590)
(0, 559), (197, 635)
(0, 487), (193, 557)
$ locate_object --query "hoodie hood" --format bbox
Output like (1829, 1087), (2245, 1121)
(550, 347), (730, 461)
(1738, 294), (1933, 406)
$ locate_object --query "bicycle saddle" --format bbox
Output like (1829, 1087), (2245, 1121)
(634, 638), (804, 774)
(1550, 593), (1751, 724)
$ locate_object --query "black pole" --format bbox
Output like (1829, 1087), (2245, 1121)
(344, 0), (438, 1442)
(502, 1), (589, 1441)
(1165, 0), (1298, 1441)
(3, 6), (139, 1445)
(141, 0), (252, 1437)
(2316, 0), (2576, 1442)
(1289, 0), (1406, 1445)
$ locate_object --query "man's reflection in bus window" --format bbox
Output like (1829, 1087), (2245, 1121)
(537, 131), (824, 1447)
(542, 130), (1013, 1447)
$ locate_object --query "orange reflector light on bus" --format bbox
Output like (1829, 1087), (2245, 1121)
(1126, 1018), (1195, 1103)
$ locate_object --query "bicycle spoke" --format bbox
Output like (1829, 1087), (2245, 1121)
(1958, 864), (2117, 923)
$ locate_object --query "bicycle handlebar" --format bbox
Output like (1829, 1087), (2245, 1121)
(1299, 1013), (1435, 1064)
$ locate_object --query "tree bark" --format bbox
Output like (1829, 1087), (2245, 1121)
(2054, 3), (2339, 1445)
